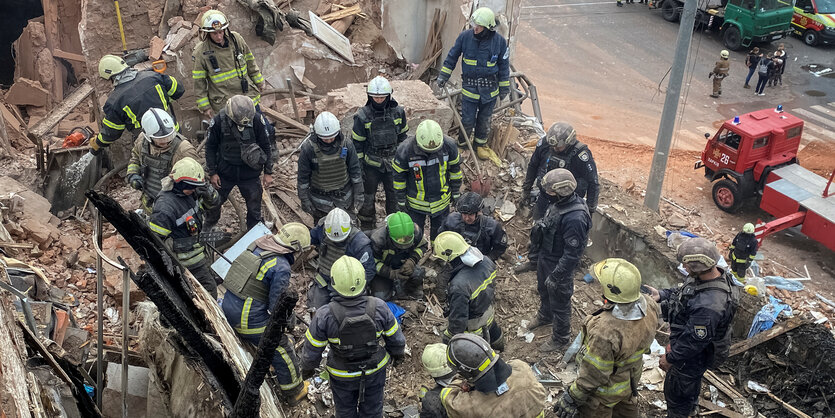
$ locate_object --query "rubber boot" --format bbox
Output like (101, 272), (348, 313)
(539, 339), (569, 353)
(491, 331), (506, 352)
(282, 381), (310, 407)
(513, 260), (536, 274)
(476, 146), (502, 167)
(527, 315), (552, 330)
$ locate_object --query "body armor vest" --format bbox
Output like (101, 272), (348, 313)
(536, 197), (589, 254)
(224, 243), (276, 302)
(328, 297), (382, 365)
(311, 140), (349, 192)
(219, 114), (255, 166)
(141, 135), (183, 200)
(366, 108), (398, 156)
(315, 229), (358, 287)
(544, 142), (588, 176)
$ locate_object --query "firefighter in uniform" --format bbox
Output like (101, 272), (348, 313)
(436, 7), (509, 163)
(419, 343), (456, 418)
(439, 191), (508, 261)
(527, 169), (591, 353)
(149, 157), (221, 297)
(91, 55), (185, 154)
(298, 112), (364, 224)
(554, 258), (660, 418)
(393, 119), (463, 242)
(192, 10), (265, 119)
(434, 231), (504, 350)
(434, 334), (547, 418)
(367, 211), (428, 301)
(644, 238), (739, 418)
(709, 50), (730, 98)
(203, 95), (274, 231)
(220, 222), (311, 405)
(728, 223), (758, 280)
(301, 255), (406, 418)
(126, 108), (198, 214)
(308, 208), (375, 309)
(353, 76), (410, 230)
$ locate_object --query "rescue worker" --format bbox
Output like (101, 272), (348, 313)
(436, 7), (509, 162)
(301, 255), (406, 418)
(526, 169), (591, 353)
(435, 334), (547, 417)
(308, 208), (375, 309)
(367, 212), (428, 301)
(126, 108), (198, 214)
(419, 343), (456, 418)
(220, 222), (311, 405)
(353, 76), (410, 230)
(644, 238), (739, 418)
(192, 10), (265, 119)
(709, 50), (730, 98)
(149, 157), (221, 297)
(434, 231), (504, 350)
(393, 119), (462, 242)
(203, 95), (274, 231)
(554, 258), (660, 418)
(728, 223), (758, 281)
(298, 112), (364, 224)
(520, 122), (599, 221)
(439, 191), (508, 261)
(91, 54), (185, 154)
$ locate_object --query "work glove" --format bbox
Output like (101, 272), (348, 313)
(708, 72), (713, 79)
(400, 258), (416, 276)
(392, 353), (406, 368)
(300, 197), (314, 215)
(397, 201), (407, 212)
(392, 269), (411, 282)
(499, 87), (509, 100)
(521, 188), (532, 205)
(436, 76), (448, 89)
(554, 392), (579, 418)
(301, 368), (316, 381)
(353, 182), (364, 211)
(195, 184), (217, 201)
(89, 140), (102, 156)
(451, 193), (460, 207)
(128, 174), (144, 191)
(378, 265), (393, 279)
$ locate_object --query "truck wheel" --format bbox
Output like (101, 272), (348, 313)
(722, 25), (742, 51)
(803, 30), (819, 46)
(712, 179), (742, 213)
(662, 1), (680, 22)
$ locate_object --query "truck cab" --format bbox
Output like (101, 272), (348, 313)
(695, 107), (804, 212)
(792, 0), (835, 45)
(721, 0), (796, 49)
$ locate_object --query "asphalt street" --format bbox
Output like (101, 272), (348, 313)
(515, 0), (835, 149)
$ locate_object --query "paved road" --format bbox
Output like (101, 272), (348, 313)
(515, 0), (835, 149)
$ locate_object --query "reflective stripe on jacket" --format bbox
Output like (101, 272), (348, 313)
(192, 31), (263, 111)
(392, 136), (462, 215)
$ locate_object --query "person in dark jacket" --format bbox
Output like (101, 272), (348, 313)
(754, 53), (770, 96)
(221, 222), (311, 405)
(203, 95), (274, 232)
(436, 7), (509, 161)
(434, 231), (504, 350)
(301, 255), (406, 418)
(392, 120), (463, 242)
(298, 111), (364, 225)
(526, 169), (591, 353)
(645, 238), (739, 418)
(353, 76), (409, 230)
(728, 223), (758, 280)
(308, 208), (375, 309)
(743, 47), (760, 89)
(91, 54), (185, 154)
(366, 212), (428, 301)
(439, 191), (508, 261)
(149, 157), (221, 297)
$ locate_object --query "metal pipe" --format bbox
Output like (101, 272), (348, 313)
(95, 209), (104, 409)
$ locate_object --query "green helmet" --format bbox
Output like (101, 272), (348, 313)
(416, 119), (444, 152)
(592, 258), (642, 304)
(331, 256), (366, 297)
(471, 7), (496, 30)
(432, 231), (470, 262)
(742, 223), (755, 234)
(387, 212), (415, 249)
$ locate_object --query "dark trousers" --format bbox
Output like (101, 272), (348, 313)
(744, 66), (756, 86)
(407, 206), (449, 242)
(536, 258), (573, 344)
(188, 261), (218, 299)
(204, 175), (263, 231)
(240, 332), (301, 393)
(730, 259), (750, 279)
(359, 166), (397, 229)
(460, 98), (497, 147)
(331, 367), (387, 418)
(664, 364), (707, 417)
(755, 73), (768, 94)
(307, 284), (332, 310)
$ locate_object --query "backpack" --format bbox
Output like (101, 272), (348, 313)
(328, 297), (380, 362)
(757, 60), (769, 75)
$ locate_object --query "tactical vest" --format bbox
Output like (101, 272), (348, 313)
(141, 135), (183, 200)
(328, 297), (381, 365)
(219, 114), (255, 166)
(363, 108), (398, 156)
(534, 197), (589, 254)
(315, 229), (359, 287)
(310, 140), (349, 192)
(544, 142), (588, 176)
(224, 243), (276, 302)
(457, 216), (484, 248)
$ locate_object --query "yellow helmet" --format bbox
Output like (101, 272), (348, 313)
(720, 50), (730, 59)
(201, 10), (230, 33)
(170, 157), (205, 186)
(98, 54), (129, 80)
(416, 119), (444, 152)
(742, 223), (755, 234)
(432, 231), (470, 262)
(331, 256), (366, 297)
(591, 258), (642, 304)
(471, 7), (496, 30)
(274, 222), (311, 252)
(421, 343), (453, 378)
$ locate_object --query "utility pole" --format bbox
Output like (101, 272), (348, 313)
(644, 0), (699, 211)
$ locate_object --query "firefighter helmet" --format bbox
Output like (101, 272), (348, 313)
(447, 333), (498, 382)
(541, 168), (577, 197)
(98, 54), (129, 80)
(432, 231), (470, 262)
(416, 119), (444, 152)
(201, 10), (230, 32)
(170, 157), (205, 186)
(367, 76), (393, 97)
(720, 50), (730, 59)
(141, 108), (176, 147)
(324, 208), (352, 243)
(456, 192), (483, 214)
(314, 112), (341, 139)
(592, 258), (642, 304)
(471, 7), (496, 30)
(331, 256), (366, 297)
(387, 212), (415, 249)
(422, 343), (453, 378)
(274, 222), (311, 252)
(677, 237), (720, 274)
(225, 95), (256, 128)
(545, 122), (578, 148)
(743, 223), (755, 234)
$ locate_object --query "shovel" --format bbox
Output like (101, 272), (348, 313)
(443, 86), (492, 196)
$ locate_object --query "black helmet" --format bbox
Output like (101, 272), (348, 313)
(456, 192), (483, 214)
(446, 334), (498, 382)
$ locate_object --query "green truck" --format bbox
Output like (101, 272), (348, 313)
(657, 0), (795, 50)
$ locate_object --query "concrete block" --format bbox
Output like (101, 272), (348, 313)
(5, 78), (50, 107)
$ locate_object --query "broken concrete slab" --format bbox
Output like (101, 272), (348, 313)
(149, 36), (165, 60)
(5, 78), (51, 107)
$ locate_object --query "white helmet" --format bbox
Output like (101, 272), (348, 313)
(141, 108), (176, 146)
(324, 208), (352, 242)
(367, 76), (393, 97)
(314, 111), (340, 139)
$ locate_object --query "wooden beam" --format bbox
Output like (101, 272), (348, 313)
(765, 392), (812, 418)
(320, 5), (362, 22)
(260, 107), (309, 132)
(52, 49), (86, 63)
(703, 371), (756, 417)
(28, 81), (93, 140)
(729, 317), (807, 357)
(698, 399), (745, 418)
(41, 0), (63, 101)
